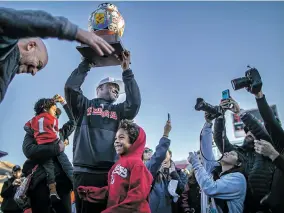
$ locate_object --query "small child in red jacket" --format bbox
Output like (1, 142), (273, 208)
(24, 95), (63, 203)
(78, 120), (153, 213)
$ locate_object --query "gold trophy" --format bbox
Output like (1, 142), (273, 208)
(76, 3), (125, 67)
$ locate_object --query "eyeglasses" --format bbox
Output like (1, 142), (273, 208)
(144, 149), (153, 153)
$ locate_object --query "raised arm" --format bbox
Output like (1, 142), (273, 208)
(146, 120), (171, 177)
(54, 95), (76, 139)
(240, 111), (272, 142)
(213, 116), (235, 153)
(116, 69), (141, 120)
(146, 137), (171, 177)
(65, 60), (90, 121)
(200, 121), (219, 172)
(255, 92), (284, 152)
(116, 51), (141, 120)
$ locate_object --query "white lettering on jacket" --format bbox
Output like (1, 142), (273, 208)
(110, 164), (128, 184)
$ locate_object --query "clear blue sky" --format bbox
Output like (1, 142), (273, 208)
(0, 2), (283, 165)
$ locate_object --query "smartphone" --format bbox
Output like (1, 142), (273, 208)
(222, 89), (230, 100)
(168, 113), (171, 122)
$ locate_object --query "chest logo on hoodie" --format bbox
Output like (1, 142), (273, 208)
(111, 164), (128, 184)
(86, 107), (118, 120)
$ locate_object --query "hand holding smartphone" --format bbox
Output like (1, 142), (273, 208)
(222, 89), (230, 100)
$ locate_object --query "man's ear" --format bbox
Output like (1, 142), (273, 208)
(27, 41), (37, 51)
(96, 87), (100, 95)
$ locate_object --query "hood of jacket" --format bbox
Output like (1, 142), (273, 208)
(120, 126), (146, 159)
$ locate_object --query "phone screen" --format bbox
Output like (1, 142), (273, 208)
(222, 89), (230, 100)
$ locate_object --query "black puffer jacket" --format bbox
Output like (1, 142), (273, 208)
(22, 104), (75, 190)
(256, 95), (284, 212)
(214, 112), (274, 212)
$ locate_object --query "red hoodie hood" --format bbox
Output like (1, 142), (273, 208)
(120, 126), (146, 159)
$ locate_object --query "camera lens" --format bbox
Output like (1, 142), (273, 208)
(231, 77), (251, 91)
(195, 98), (222, 118)
(195, 98), (204, 111)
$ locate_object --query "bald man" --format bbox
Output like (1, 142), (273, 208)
(0, 7), (115, 104)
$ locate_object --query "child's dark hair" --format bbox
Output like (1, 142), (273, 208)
(118, 120), (139, 144)
(34, 98), (56, 116)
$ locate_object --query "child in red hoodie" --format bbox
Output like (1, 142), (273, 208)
(77, 120), (153, 213)
(24, 95), (63, 203)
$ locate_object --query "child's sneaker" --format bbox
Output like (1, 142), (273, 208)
(49, 183), (60, 203)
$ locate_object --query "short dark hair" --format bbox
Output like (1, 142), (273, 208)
(34, 98), (56, 116)
(118, 120), (139, 144)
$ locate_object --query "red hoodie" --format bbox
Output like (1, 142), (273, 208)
(77, 126), (153, 213)
(25, 112), (59, 145)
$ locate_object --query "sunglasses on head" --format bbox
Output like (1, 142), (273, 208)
(144, 149), (153, 153)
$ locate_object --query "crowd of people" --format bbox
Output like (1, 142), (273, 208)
(1, 6), (284, 213)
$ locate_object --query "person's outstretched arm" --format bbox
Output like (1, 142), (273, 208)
(0, 7), (114, 55)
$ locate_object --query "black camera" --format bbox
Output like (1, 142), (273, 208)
(195, 98), (223, 119)
(231, 67), (262, 94)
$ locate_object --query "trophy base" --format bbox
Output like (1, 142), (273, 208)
(76, 32), (124, 67)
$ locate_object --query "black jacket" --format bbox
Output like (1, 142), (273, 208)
(213, 112), (274, 211)
(22, 104), (75, 190)
(256, 95), (284, 212)
(1, 177), (23, 212)
(65, 60), (141, 171)
(0, 7), (78, 104)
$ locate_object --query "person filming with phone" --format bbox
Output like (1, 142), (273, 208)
(146, 114), (187, 213)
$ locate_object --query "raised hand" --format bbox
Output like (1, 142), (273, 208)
(121, 50), (131, 71)
(164, 120), (172, 138)
(76, 28), (115, 56)
(254, 139), (279, 161)
(220, 97), (240, 114)
(188, 152), (198, 164)
(53, 94), (65, 104)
